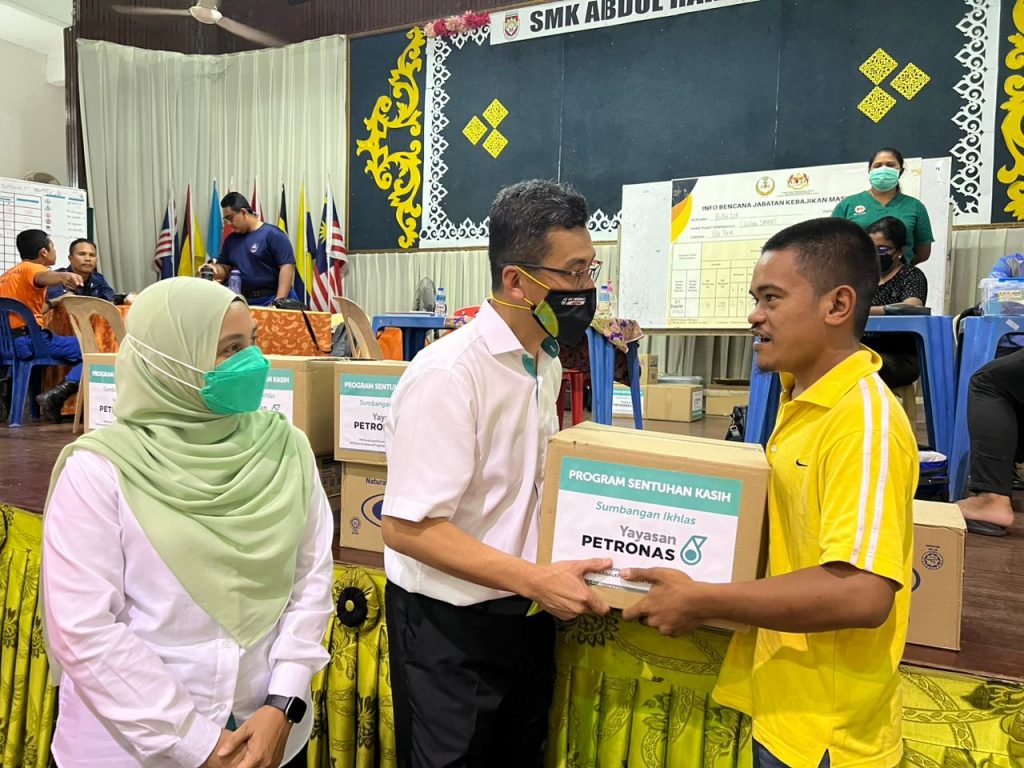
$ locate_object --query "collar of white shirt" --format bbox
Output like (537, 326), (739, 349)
(474, 299), (560, 371)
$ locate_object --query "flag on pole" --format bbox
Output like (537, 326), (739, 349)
(221, 177), (236, 245)
(311, 194), (331, 311)
(305, 207), (322, 309)
(295, 182), (311, 306)
(207, 179), (223, 261)
(326, 191), (348, 298)
(153, 193), (178, 279)
(178, 182), (206, 277)
(251, 178), (265, 222)
(280, 183), (306, 303)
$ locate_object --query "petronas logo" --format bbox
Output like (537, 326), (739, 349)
(680, 535), (707, 566)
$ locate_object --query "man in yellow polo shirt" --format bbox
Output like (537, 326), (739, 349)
(622, 217), (917, 768)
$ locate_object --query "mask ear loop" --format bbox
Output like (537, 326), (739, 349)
(491, 265), (552, 309)
(123, 335), (204, 393)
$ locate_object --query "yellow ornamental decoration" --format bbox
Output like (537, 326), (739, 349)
(999, 0), (1024, 220)
(857, 87), (897, 124)
(482, 129), (509, 159)
(462, 116), (487, 145)
(356, 27), (425, 248)
(859, 48), (898, 86)
(890, 63), (931, 101)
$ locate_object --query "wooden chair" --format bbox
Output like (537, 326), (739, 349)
(332, 297), (383, 360)
(58, 296), (127, 432)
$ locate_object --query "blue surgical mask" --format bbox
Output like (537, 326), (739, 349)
(869, 167), (900, 192)
(127, 336), (270, 414)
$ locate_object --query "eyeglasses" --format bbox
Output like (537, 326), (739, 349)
(876, 246), (893, 255)
(506, 259), (603, 289)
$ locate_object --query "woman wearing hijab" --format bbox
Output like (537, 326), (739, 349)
(832, 147), (934, 265)
(42, 278), (334, 768)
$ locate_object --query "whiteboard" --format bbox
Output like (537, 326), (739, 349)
(0, 176), (88, 273)
(619, 158), (952, 329)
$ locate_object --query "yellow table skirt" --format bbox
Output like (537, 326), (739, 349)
(3, 505), (1021, 768)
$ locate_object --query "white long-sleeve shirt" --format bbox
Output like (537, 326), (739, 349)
(43, 450), (335, 768)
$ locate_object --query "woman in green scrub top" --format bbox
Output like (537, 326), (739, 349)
(832, 147), (934, 265)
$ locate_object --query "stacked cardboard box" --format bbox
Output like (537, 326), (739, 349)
(638, 354), (659, 385)
(908, 500), (966, 650)
(334, 360), (409, 553)
(704, 385), (750, 417)
(611, 383), (703, 426)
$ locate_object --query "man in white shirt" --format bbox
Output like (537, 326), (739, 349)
(382, 179), (611, 768)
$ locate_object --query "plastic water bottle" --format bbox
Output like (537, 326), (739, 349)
(228, 269), (242, 295)
(434, 286), (447, 316)
(597, 282), (611, 318)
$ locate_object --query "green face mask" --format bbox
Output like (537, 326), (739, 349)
(869, 166), (900, 192)
(200, 345), (271, 414)
(126, 336), (271, 415)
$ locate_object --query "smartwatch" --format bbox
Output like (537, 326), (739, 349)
(263, 694), (307, 724)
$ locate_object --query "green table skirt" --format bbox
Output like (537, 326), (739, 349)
(3, 505), (1021, 768)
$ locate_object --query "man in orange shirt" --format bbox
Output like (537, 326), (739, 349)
(0, 229), (85, 422)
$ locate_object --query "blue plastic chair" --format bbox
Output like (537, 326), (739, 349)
(948, 315), (1024, 500)
(0, 298), (63, 427)
(586, 327), (643, 428)
(744, 315), (956, 455)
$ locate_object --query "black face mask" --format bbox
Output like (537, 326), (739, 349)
(530, 287), (598, 346)
(879, 253), (895, 273)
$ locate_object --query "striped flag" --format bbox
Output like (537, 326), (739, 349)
(153, 193), (178, 279)
(178, 182), (206, 277)
(326, 191), (348, 298)
(310, 194), (331, 311)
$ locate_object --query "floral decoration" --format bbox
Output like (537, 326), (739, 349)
(422, 10), (489, 39)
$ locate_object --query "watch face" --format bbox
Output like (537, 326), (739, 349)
(285, 697), (307, 723)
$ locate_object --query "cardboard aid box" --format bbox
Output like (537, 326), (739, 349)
(339, 462), (388, 553)
(907, 500), (966, 651)
(334, 360), (409, 465)
(646, 383), (703, 422)
(638, 354), (659, 385)
(83, 354), (339, 449)
(316, 456), (343, 544)
(262, 356), (340, 455)
(704, 386), (750, 417)
(539, 422), (768, 628)
(612, 384), (645, 418)
(82, 352), (118, 430)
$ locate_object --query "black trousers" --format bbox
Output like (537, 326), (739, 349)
(967, 347), (1024, 496)
(385, 581), (555, 768)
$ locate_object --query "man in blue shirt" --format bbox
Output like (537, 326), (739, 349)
(215, 192), (297, 306)
(47, 238), (116, 303)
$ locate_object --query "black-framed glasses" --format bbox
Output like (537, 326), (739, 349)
(876, 246), (893, 255)
(506, 259), (603, 288)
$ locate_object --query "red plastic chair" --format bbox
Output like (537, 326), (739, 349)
(557, 369), (588, 429)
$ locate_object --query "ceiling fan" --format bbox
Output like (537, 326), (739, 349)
(111, 1), (286, 48)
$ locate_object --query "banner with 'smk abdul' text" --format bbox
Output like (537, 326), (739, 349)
(490, 0), (759, 45)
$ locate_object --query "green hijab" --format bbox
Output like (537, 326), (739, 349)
(45, 277), (312, 648)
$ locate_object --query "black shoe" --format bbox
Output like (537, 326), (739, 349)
(36, 380), (79, 424)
